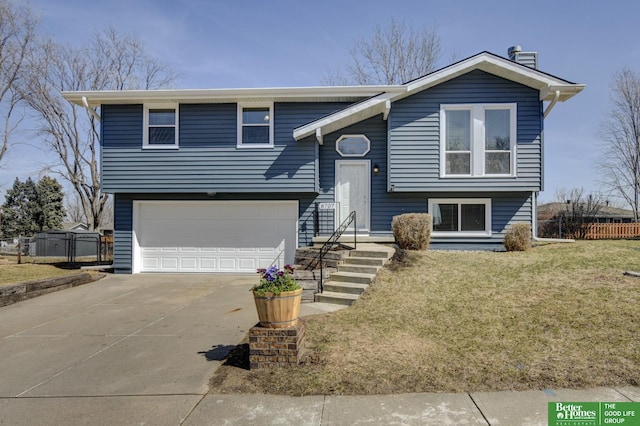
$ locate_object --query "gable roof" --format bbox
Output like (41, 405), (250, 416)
(61, 50), (584, 145)
(62, 222), (89, 231)
(293, 51), (584, 142)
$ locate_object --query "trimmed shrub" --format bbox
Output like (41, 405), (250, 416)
(392, 213), (432, 250)
(503, 223), (532, 251)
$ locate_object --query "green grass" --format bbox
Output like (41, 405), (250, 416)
(210, 240), (640, 395)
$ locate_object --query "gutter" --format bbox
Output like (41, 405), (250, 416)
(543, 90), (560, 119)
(531, 191), (575, 243)
(82, 96), (101, 122)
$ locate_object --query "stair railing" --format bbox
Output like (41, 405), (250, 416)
(313, 210), (357, 293)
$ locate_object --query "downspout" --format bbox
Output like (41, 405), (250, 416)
(531, 191), (575, 243)
(543, 90), (560, 119)
(82, 96), (101, 122)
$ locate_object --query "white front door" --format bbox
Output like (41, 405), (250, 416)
(335, 160), (370, 233)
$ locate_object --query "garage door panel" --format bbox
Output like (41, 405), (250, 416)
(142, 258), (159, 269)
(180, 258), (198, 269)
(160, 258), (178, 269)
(136, 201), (297, 273)
(238, 258), (257, 270)
(200, 258), (217, 269)
(219, 258), (237, 271)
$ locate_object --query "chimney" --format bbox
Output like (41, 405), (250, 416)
(508, 45), (538, 69)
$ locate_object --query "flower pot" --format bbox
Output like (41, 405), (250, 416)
(253, 288), (303, 329)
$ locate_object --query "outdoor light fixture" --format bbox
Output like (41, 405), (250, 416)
(373, 163), (380, 174)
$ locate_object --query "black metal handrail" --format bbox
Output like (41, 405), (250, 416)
(313, 210), (357, 292)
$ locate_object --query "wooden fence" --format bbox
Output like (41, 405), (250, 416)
(583, 223), (640, 240)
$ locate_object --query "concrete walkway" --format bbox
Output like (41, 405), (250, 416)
(0, 274), (638, 425)
(185, 387), (639, 425)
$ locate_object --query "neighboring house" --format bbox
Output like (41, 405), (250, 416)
(62, 47), (584, 274)
(62, 222), (89, 232)
(538, 202), (635, 223)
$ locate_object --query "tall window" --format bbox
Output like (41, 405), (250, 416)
(237, 103), (274, 147)
(444, 110), (471, 174)
(430, 198), (491, 236)
(144, 105), (178, 148)
(440, 104), (516, 177)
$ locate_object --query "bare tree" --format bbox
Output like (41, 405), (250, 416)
(539, 187), (604, 239)
(0, 0), (37, 164)
(65, 192), (85, 223)
(99, 194), (113, 227)
(22, 28), (176, 230)
(322, 18), (444, 85)
(599, 68), (640, 221)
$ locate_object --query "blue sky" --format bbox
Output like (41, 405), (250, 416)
(2, 0), (640, 203)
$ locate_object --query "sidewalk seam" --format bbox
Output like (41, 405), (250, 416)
(179, 393), (206, 425)
(467, 393), (491, 426)
(320, 395), (327, 425)
(612, 388), (634, 401)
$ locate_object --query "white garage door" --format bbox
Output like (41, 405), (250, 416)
(133, 201), (298, 273)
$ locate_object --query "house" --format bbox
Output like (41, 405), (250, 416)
(62, 222), (89, 232)
(61, 47), (584, 274)
(538, 202), (636, 223)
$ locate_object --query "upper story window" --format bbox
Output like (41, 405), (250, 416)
(237, 103), (274, 148)
(429, 198), (492, 237)
(336, 134), (370, 157)
(440, 103), (516, 177)
(143, 104), (179, 149)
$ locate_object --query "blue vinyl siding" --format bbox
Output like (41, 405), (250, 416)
(314, 113), (532, 244)
(113, 194), (133, 273)
(101, 102), (348, 193)
(388, 69), (542, 192)
(316, 114), (427, 236)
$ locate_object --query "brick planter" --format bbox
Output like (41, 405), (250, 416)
(249, 319), (305, 369)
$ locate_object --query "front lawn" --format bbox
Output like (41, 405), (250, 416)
(0, 264), (82, 286)
(210, 240), (640, 395)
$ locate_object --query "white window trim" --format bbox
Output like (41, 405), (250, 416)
(440, 103), (516, 177)
(237, 102), (274, 148)
(143, 103), (179, 149)
(429, 198), (492, 237)
(335, 134), (371, 157)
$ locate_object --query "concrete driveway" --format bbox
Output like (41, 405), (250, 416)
(0, 273), (259, 425)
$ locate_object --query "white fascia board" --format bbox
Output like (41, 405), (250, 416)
(293, 93), (397, 141)
(61, 85), (404, 107)
(539, 84), (586, 101)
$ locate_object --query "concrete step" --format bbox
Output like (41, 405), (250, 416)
(343, 256), (386, 267)
(330, 271), (375, 284)
(314, 291), (359, 306)
(323, 280), (369, 294)
(295, 248), (347, 260)
(338, 264), (380, 274)
(350, 249), (392, 259)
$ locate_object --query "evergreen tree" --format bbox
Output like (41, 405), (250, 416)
(1, 176), (65, 238)
(35, 176), (65, 231)
(1, 177), (37, 237)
